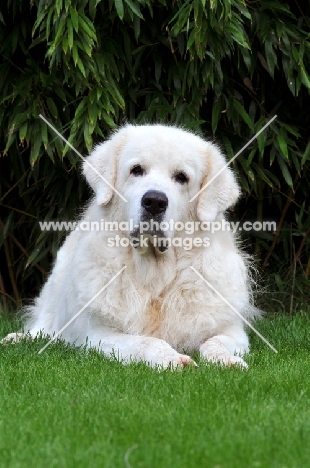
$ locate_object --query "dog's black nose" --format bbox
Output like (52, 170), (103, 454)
(141, 190), (168, 215)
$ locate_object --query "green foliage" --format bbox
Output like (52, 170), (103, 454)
(0, 0), (309, 307)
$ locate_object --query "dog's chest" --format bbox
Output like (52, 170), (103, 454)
(144, 297), (164, 336)
(142, 290), (217, 352)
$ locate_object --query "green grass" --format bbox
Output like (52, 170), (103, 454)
(0, 313), (309, 468)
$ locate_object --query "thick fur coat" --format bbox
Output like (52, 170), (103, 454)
(3, 124), (256, 368)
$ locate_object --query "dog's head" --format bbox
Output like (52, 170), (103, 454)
(83, 124), (240, 252)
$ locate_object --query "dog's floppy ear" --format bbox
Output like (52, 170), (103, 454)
(197, 144), (240, 222)
(83, 141), (116, 205)
(83, 127), (128, 205)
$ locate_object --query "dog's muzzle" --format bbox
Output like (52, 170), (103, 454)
(129, 190), (170, 252)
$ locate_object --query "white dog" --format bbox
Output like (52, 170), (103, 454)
(3, 124), (256, 368)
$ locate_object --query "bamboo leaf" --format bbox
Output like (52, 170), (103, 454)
(277, 155), (293, 187)
(115, 0), (124, 20)
(32, 7), (47, 35)
(30, 138), (42, 166)
(234, 100), (254, 130)
(46, 98), (58, 118)
(78, 14), (97, 42)
(300, 64), (310, 90)
(88, 101), (97, 125)
(77, 59), (86, 78)
(40, 120), (48, 149)
(70, 8), (79, 32)
(89, 0), (97, 20)
(124, 0), (144, 19)
(302, 142), (310, 166)
(52, 14), (66, 47)
(72, 43), (79, 66)
(19, 122), (28, 141)
(62, 35), (69, 54)
(277, 131), (289, 160)
(212, 98), (221, 134)
(55, 0), (63, 16)
(264, 41), (277, 78)
(67, 19), (73, 50)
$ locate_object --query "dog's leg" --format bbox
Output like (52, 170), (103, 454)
(199, 328), (249, 369)
(86, 324), (197, 369)
(1, 320), (50, 345)
(0, 332), (28, 344)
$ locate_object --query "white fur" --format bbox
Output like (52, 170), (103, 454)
(3, 124), (256, 369)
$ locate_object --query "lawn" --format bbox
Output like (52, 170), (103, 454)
(0, 313), (309, 468)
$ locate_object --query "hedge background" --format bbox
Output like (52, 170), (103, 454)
(0, 0), (309, 312)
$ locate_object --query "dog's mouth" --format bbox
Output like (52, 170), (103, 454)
(130, 226), (170, 253)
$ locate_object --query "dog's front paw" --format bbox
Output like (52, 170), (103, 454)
(143, 341), (197, 370)
(165, 352), (198, 370)
(224, 355), (248, 369)
(201, 352), (248, 369)
(200, 338), (248, 369)
(0, 332), (27, 344)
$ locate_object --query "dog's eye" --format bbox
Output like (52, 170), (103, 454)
(174, 171), (189, 185)
(130, 165), (145, 177)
